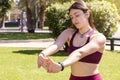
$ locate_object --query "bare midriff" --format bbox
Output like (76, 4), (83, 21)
(71, 62), (99, 76)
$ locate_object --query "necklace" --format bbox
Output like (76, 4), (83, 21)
(79, 29), (90, 38)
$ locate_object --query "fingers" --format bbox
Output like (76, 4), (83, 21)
(37, 58), (42, 68)
(46, 57), (54, 72)
(47, 57), (54, 63)
(38, 55), (61, 73)
(42, 58), (49, 70)
(46, 57), (61, 73)
(37, 53), (47, 68)
(37, 54), (43, 68)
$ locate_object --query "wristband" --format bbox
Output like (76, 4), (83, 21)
(40, 53), (44, 55)
(58, 62), (64, 71)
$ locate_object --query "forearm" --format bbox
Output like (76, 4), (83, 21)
(62, 51), (82, 67)
(40, 44), (60, 56)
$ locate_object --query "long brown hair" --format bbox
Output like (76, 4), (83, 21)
(68, 0), (96, 29)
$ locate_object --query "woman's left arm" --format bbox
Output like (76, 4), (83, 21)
(62, 33), (106, 67)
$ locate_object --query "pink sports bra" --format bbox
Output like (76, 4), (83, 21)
(67, 29), (102, 64)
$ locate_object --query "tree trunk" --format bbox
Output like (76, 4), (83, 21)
(25, 0), (35, 33)
(0, 17), (4, 28)
(39, 1), (46, 29)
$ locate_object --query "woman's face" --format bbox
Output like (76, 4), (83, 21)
(70, 9), (88, 29)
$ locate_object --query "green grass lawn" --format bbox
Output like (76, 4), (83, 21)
(0, 33), (53, 40)
(99, 50), (120, 80)
(0, 47), (120, 80)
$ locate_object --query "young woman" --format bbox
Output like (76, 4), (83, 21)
(38, 0), (106, 80)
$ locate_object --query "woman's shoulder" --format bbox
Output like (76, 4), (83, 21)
(92, 30), (106, 42)
(94, 30), (106, 37)
(64, 28), (76, 34)
(62, 28), (77, 40)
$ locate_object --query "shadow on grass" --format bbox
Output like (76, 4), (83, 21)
(13, 49), (42, 55)
(51, 50), (68, 56)
(13, 49), (68, 56)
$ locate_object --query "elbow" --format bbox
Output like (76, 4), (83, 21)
(72, 50), (83, 60)
(73, 50), (87, 59)
(52, 43), (62, 51)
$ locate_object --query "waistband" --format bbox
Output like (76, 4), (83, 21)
(69, 73), (103, 80)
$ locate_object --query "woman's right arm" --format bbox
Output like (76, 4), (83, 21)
(40, 28), (72, 56)
(38, 28), (73, 68)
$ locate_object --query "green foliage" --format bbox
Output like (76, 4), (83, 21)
(88, 1), (120, 37)
(0, 0), (12, 17)
(105, 0), (120, 15)
(84, 0), (96, 2)
(45, 2), (73, 39)
(46, 0), (120, 38)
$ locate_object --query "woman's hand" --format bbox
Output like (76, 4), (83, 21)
(37, 53), (62, 73)
(46, 57), (62, 73)
(37, 53), (49, 70)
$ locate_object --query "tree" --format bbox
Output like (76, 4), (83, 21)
(18, 0), (71, 32)
(105, 0), (120, 15)
(0, 0), (13, 28)
(18, 0), (37, 33)
(89, 0), (120, 37)
(38, 0), (71, 29)
(25, 0), (36, 33)
(39, 0), (46, 29)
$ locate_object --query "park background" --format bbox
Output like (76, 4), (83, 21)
(0, 0), (120, 80)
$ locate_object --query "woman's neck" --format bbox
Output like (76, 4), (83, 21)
(78, 26), (92, 34)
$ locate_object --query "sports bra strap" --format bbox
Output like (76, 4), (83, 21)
(86, 29), (94, 43)
(70, 29), (94, 45)
(70, 29), (78, 44)
(89, 29), (94, 37)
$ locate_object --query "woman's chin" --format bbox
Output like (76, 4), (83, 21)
(75, 26), (81, 29)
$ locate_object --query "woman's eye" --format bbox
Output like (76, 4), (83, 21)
(76, 14), (79, 17)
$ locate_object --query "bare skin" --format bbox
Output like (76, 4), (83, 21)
(37, 9), (106, 76)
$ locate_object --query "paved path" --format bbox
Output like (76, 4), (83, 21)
(0, 39), (54, 48)
(0, 28), (52, 33)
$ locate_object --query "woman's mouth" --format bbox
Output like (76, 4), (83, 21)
(75, 23), (79, 26)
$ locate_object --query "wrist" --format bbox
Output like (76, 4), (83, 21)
(39, 52), (45, 56)
(58, 62), (64, 71)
